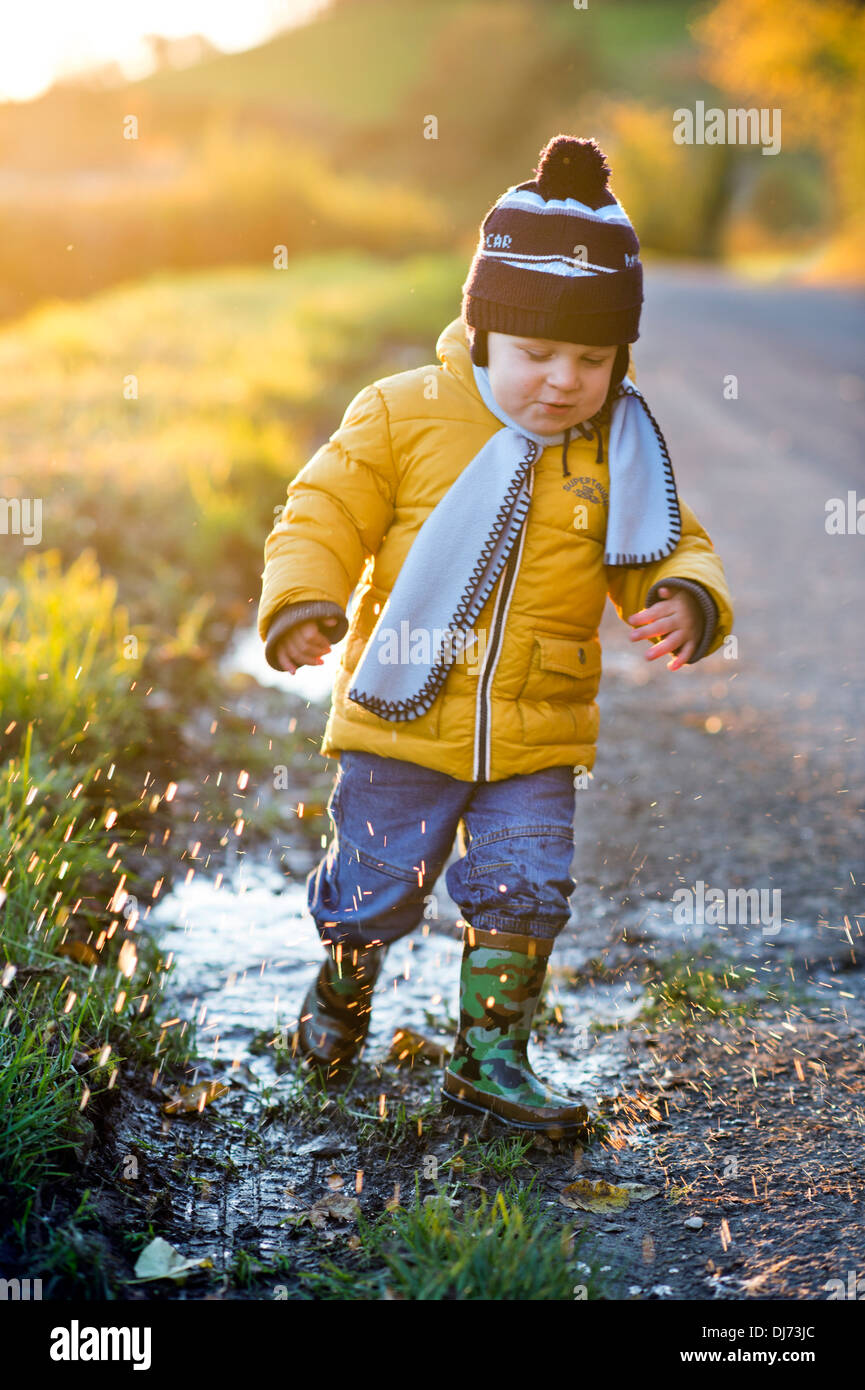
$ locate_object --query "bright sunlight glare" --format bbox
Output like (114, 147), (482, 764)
(0, 0), (329, 102)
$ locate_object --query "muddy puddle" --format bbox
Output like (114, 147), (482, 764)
(150, 852), (645, 1104)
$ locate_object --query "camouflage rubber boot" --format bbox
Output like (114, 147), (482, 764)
(296, 942), (386, 1067)
(441, 926), (589, 1140)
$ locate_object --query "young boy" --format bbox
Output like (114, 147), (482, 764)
(257, 135), (734, 1138)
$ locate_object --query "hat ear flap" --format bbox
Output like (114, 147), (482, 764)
(600, 344), (631, 417)
(611, 343), (630, 389)
(468, 325), (488, 367)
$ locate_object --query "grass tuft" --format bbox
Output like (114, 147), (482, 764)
(301, 1174), (611, 1301)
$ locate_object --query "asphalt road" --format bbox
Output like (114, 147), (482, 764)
(572, 264), (865, 957)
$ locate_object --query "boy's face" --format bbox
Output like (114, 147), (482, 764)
(486, 332), (618, 436)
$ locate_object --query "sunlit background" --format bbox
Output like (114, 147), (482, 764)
(0, 1), (327, 100)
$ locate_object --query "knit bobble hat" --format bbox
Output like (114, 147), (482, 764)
(461, 135), (642, 380)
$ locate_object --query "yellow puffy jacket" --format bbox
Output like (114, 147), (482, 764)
(258, 316), (734, 782)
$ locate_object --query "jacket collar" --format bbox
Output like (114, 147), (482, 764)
(435, 316), (478, 390)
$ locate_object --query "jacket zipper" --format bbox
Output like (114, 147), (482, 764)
(472, 470), (534, 782)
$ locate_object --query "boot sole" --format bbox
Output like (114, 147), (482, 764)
(440, 1088), (589, 1141)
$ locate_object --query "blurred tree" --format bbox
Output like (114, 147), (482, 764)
(692, 0), (865, 235)
(595, 97), (738, 259)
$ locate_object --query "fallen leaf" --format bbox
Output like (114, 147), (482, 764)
(130, 1236), (211, 1283)
(163, 1080), (230, 1114)
(560, 1179), (661, 1213)
(56, 940), (100, 967)
(388, 1028), (450, 1067)
(560, 1179), (630, 1213)
(306, 1193), (360, 1228)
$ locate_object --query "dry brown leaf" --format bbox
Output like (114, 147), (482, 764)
(306, 1193), (361, 1228)
(56, 940), (100, 966)
(162, 1080), (230, 1115)
(621, 1182), (661, 1202)
(560, 1178), (630, 1213)
(388, 1028), (450, 1067)
(560, 1178), (660, 1213)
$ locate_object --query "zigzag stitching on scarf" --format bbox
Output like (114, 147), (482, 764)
(450, 440), (537, 622)
(348, 437), (540, 720)
(604, 383), (682, 568)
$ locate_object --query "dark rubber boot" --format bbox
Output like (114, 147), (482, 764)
(296, 942), (386, 1067)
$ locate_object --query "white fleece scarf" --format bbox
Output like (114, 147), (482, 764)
(348, 367), (680, 721)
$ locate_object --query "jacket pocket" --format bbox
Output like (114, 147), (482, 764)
(516, 632), (601, 747)
(518, 632), (601, 703)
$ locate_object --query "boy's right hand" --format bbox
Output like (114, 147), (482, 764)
(273, 617), (340, 674)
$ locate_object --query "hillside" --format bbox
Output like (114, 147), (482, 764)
(0, 0), (834, 317)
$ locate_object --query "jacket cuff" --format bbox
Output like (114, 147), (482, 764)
(263, 602), (349, 671)
(645, 577), (719, 665)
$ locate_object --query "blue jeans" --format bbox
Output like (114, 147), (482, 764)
(306, 751), (577, 948)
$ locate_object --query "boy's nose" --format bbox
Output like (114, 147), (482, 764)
(545, 368), (581, 396)
(544, 359), (582, 389)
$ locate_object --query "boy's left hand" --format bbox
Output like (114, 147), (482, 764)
(627, 585), (703, 671)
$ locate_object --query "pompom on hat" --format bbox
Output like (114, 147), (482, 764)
(461, 135), (643, 371)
